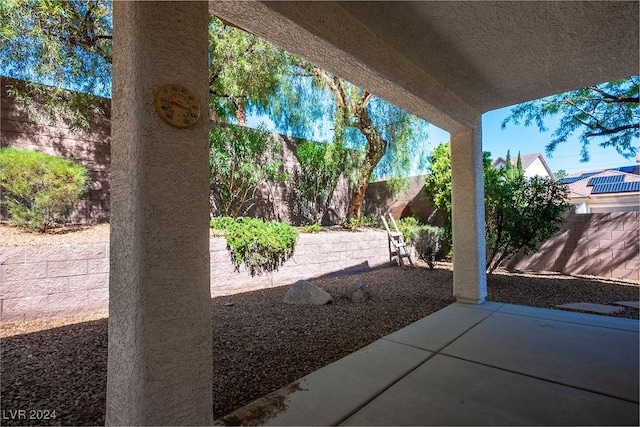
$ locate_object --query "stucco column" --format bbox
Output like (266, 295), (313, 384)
(106, 2), (212, 425)
(450, 119), (487, 304)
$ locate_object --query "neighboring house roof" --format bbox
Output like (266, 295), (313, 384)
(557, 166), (640, 199)
(491, 152), (553, 178)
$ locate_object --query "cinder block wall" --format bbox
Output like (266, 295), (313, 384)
(1, 78), (112, 223)
(364, 175), (443, 225)
(505, 212), (639, 280)
(0, 231), (390, 322)
(0, 243), (110, 322)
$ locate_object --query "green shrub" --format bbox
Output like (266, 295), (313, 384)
(395, 216), (419, 242)
(361, 214), (378, 228)
(0, 148), (87, 231)
(209, 125), (288, 217)
(410, 225), (444, 270)
(221, 217), (298, 276)
(342, 214), (378, 230)
(210, 216), (236, 231)
(300, 223), (322, 233)
(394, 217), (444, 269)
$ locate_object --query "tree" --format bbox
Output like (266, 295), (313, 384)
(3, 1), (430, 224)
(283, 59), (429, 219)
(1, 2), (291, 130)
(0, 0), (112, 130)
(208, 17), (290, 126)
(423, 143), (495, 250)
(502, 76), (639, 162)
(422, 143), (454, 248)
(423, 143), (570, 273)
(484, 171), (570, 273)
(555, 170), (568, 179)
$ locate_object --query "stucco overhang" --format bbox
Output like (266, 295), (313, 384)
(209, 1), (639, 132)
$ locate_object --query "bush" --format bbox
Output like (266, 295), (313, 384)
(395, 216), (419, 242)
(209, 125), (288, 218)
(292, 141), (347, 225)
(0, 148), (87, 231)
(300, 223), (322, 233)
(410, 225), (444, 270)
(218, 217), (298, 276)
(395, 217), (444, 269)
(342, 214), (378, 230)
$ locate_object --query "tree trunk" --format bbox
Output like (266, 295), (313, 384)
(234, 99), (246, 126)
(347, 94), (387, 219)
(347, 142), (384, 218)
(349, 174), (370, 218)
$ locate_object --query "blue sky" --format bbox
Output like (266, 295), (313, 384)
(480, 108), (637, 176)
(248, 104), (638, 178)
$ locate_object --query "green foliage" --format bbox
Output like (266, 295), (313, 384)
(383, 176), (410, 200)
(0, 148), (87, 231)
(502, 76), (639, 162)
(1, 3), (291, 131)
(395, 216), (420, 243)
(1, 0), (112, 130)
(209, 125), (289, 218)
(210, 216), (236, 230)
(208, 16), (291, 124)
(219, 217), (298, 276)
(485, 172), (570, 273)
(394, 217), (444, 269)
(361, 214), (378, 228)
(210, 216), (235, 236)
(554, 169), (568, 179)
(342, 214), (378, 230)
(292, 140), (346, 225)
(422, 143), (570, 273)
(409, 225), (444, 270)
(299, 223), (322, 233)
(423, 142), (493, 249)
(283, 59), (430, 218)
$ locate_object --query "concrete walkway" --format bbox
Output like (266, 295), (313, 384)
(216, 302), (639, 426)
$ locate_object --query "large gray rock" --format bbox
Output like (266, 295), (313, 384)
(350, 278), (370, 303)
(284, 280), (333, 305)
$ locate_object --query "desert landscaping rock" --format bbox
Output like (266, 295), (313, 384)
(283, 280), (333, 305)
(350, 278), (370, 303)
(556, 302), (625, 315)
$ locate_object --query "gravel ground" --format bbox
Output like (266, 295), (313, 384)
(0, 222), (110, 247)
(1, 223), (638, 426)
(2, 263), (639, 426)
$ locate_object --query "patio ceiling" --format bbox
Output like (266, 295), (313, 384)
(209, 1), (639, 131)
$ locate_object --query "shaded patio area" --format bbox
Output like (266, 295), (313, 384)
(218, 302), (639, 426)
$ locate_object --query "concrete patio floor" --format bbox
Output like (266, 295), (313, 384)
(216, 302), (639, 426)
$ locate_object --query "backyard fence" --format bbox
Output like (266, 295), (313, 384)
(505, 212), (639, 280)
(0, 230), (391, 323)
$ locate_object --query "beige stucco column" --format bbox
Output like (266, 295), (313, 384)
(450, 118), (487, 304)
(106, 2), (212, 425)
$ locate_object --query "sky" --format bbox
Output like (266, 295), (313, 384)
(480, 108), (638, 176)
(248, 103), (638, 178)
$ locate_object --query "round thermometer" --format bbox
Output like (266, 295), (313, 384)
(154, 83), (201, 128)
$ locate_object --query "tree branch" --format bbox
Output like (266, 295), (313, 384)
(584, 123), (640, 137)
(588, 86), (639, 103)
